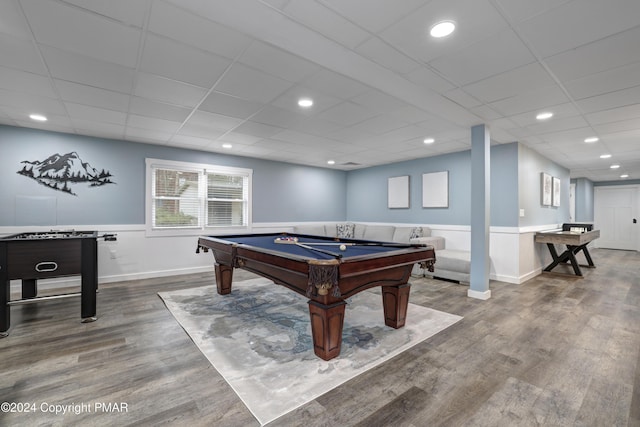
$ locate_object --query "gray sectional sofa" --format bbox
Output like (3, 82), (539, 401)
(293, 222), (472, 284)
(292, 223), (445, 250)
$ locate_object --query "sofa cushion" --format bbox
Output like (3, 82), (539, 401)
(336, 223), (355, 238)
(293, 224), (327, 236)
(392, 227), (413, 243)
(435, 250), (471, 273)
(363, 225), (396, 242)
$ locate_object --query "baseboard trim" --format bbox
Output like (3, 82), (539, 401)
(467, 289), (492, 300)
(99, 266), (213, 284)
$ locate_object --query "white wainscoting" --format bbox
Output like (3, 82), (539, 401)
(1, 222), (562, 287)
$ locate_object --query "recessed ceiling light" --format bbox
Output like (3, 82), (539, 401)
(29, 114), (47, 122)
(600, 154), (612, 159)
(584, 137), (599, 143)
(298, 98), (313, 108)
(327, 160), (335, 165)
(423, 138), (435, 144)
(621, 174), (629, 178)
(430, 21), (455, 38)
(222, 143), (232, 149)
(610, 164), (620, 169)
(536, 112), (553, 120)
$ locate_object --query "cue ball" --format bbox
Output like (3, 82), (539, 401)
(339, 244), (347, 251)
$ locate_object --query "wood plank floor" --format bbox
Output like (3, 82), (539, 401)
(1, 248), (639, 426)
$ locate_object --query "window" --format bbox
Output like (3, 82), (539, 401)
(146, 159), (252, 235)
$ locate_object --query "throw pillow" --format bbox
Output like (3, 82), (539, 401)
(410, 226), (423, 239)
(336, 223), (355, 238)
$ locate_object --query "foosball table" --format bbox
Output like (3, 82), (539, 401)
(0, 230), (116, 337)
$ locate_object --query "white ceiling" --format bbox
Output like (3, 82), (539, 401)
(1, 0), (640, 182)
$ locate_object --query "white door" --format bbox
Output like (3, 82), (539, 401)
(594, 186), (638, 250)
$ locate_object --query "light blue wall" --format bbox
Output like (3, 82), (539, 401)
(518, 144), (570, 226)
(572, 178), (594, 222)
(346, 151), (471, 225)
(0, 125), (577, 229)
(345, 143), (520, 227)
(0, 125), (347, 226)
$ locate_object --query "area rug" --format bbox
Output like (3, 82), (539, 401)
(158, 278), (462, 425)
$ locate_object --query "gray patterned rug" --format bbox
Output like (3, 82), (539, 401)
(159, 278), (462, 425)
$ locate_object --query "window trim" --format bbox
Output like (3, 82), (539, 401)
(145, 158), (252, 237)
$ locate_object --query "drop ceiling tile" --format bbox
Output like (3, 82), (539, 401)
(64, 102), (127, 125)
(0, 33), (48, 75)
(489, 85), (569, 116)
(174, 122), (226, 140)
(403, 67), (456, 93)
(239, 41), (320, 83)
(443, 88), (482, 109)
(214, 63), (293, 103)
(186, 110), (244, 132)
(544, 26), (640, 82)
(518, 0), (640, 58)
(0, 0), (32, 38)
(251, 105), (305, 129)
(346, 115), (411, 136)
(140, 34), (232, 88)
(41, 45), (135, 93)
(283, 0), (370, 49)
(270, 85), (342, 115)
(463, 63), (555, 104)
(21, 0), (141, 68)
(128, 97), (192, 122)
(127, 114), (182, 133)
(320, 0), (425, 33)
(576, 85), (640, 115)
(125, 126), (174, 143)
(199, 91), (264, 119)
(232, 120), (284, 138)
(55, 80), (130, 112)
(0, 88), (66, 115)
(493, 0), (572, 23)
(0, 67), (56, 98)
(302, 69), (370, 100)
(586, 104), (640, 126)
(170, 134), (213, 147)
(351, 90), (413, 115)
(217, 132), (262, 145)
(61, 0), (150, 27)
(380, 0), (508, 64)
(592, 118), (640, 136)
(134, 72), (208, 108)
(71, 119), (126, 137)
(355, 37), (421, 75)
(148, 1), (252, 59)
(429, 28), (535, 86)
(564, 61), (640, 101)
(316, 101), (377, 126)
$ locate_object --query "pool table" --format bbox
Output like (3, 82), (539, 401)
(197, 232), (436, 360)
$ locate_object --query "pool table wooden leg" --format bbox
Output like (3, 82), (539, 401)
(308, 300), (346, 361)
(381, 283), (411, 328)
(214, 264), (234, 295)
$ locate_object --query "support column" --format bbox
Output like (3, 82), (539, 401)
(469, 124), (491, 300)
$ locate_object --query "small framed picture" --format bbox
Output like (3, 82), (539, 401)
(552, 177), (561, 207)
(541, 173), (552, 206)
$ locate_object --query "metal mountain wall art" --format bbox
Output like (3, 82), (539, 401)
(17, 151), (115, 196)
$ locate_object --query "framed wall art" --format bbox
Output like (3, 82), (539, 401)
(422, 171), (449, 208)
(552, 176), (561, 207)
(541, 172), (552, 206)
(388, 175), (409, 208)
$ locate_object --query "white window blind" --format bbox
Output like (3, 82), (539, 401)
(146, 159), (252, 234)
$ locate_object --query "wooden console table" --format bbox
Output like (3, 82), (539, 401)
(534, 230), (600, 277)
